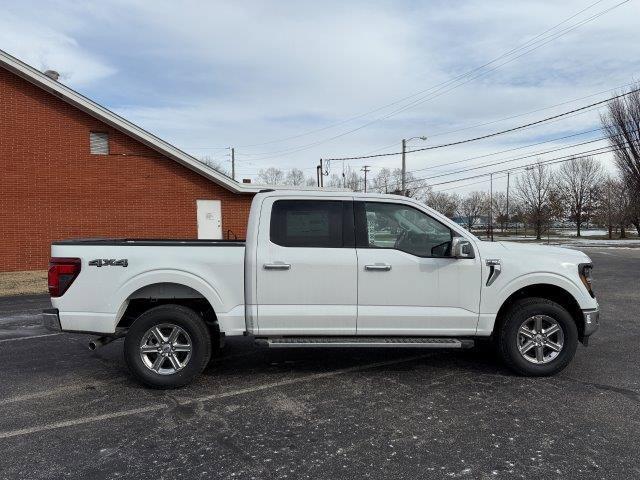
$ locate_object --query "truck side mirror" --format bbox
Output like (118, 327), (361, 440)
(451, 237), (475, 259)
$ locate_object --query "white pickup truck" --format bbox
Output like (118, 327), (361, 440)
(44, 190), (599, 388)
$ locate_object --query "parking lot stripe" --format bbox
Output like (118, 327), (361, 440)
(0, 354), (428, 440)
(0, 333), (61, 343)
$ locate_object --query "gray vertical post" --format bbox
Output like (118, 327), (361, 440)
(489, 173), (494, 241)
(401, 139), (407, 196)
(231, 147), (235, 181)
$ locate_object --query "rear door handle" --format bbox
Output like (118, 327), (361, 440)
(365, 264), (392, 271)
(263, 263), (291, 270)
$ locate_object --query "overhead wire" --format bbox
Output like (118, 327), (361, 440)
(236, 0), (627, 160)
(217, 0), (609, 150)
(322, 87), (637, 162)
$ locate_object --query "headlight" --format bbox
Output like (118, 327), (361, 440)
(579, 263), (595, 298)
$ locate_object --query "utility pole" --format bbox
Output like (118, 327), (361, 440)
(401, 139), (407, 196)
(231, 147), (235, 181)
(319, 159), (324, 187)
(505, 171), (510, 233)
(489, 173), (494, 242)
(401, 136), (427, 197)
(361, 165), (371, 193)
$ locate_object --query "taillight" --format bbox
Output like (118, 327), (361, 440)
(48, 258), (81, 297)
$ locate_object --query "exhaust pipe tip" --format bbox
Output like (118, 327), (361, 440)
(88, 333), (125, 351)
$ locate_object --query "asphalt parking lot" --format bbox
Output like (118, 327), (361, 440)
(0, 248), (639, 479)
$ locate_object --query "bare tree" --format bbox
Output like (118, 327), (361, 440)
(515, 162), (556, 240)
(198, 156), (228, 176)
(508, 198), (526, 235)
(460, 191), (489, 231)
(368, 168), (430, 199)
(601, 84), (640, 235)
(258, 167), (284, 185)
(305, 176), (317, 187)
(556, 156), (603, 237)
(426, 191), (460, 218)
(284, 168), (305, 186)
(344, 166), (361, 191)
(601, 86), (640, 188)
(491, 192), (509, 232)
(596, 177), (624, 238)
(327, 173), (343, 188)
(372, 168), (393, 193)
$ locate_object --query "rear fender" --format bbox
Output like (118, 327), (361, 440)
(114, 269), (224, 326)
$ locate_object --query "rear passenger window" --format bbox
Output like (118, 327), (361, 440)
(270, 200), (344, 248)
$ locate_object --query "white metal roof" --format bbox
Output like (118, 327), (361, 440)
(0, 49), (337, 194)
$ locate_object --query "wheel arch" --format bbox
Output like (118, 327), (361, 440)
(115, 282), (218, 334)
(492, 283), (587, 343)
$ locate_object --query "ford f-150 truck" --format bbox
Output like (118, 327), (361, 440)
(44, 190), (599, 388)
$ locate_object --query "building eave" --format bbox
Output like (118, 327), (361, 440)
(0, 49), (263, 194)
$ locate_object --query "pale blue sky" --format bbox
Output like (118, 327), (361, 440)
(1, 0), (638, 190)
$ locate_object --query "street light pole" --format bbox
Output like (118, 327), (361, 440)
(401, 138), (407, 196)
(401, 136), (427, 196)
(489, 172), (494, 242)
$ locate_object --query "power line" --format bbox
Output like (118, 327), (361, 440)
(214, 0), (610, 150)
(403, 136), (609, 186)
(422, 145), (620, 189)
(322, 87), (637, 162)
(433, 174), (509, 193)
(420, 82), (635, 141)
(405, 125), (639, 187)
(232, 0), (627, 160)
(405, 127), (603, 174)
(340, 80), (635, 160)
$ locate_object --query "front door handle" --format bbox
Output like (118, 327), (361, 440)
(263, 263), (291, 270)
(365, 264), (392, 271)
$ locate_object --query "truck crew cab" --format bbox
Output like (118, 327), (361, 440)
(44, 191), (599, 388)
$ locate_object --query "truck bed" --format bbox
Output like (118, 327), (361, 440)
(50, 239), (246, 335)
(52, 238), (246, 247)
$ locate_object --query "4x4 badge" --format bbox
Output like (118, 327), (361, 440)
(89, 259), (128, 267)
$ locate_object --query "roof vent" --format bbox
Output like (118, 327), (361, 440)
(44, 70), (60, 81)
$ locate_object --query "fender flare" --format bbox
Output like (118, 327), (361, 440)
(489, 271), (589, 314)
(112, 269), (224, 326)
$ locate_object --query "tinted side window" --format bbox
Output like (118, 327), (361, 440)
(355, 202), (452, 257)
(270, 200), (345, 248)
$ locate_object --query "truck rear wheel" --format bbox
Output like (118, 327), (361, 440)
(124, 304), (211, 389)
(497, 297), (578, 376)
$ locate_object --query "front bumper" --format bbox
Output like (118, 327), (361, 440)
(582, 308), (600, 337)
(42, 308), (61, 332)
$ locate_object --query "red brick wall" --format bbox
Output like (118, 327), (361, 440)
(0, 67), (254, 272)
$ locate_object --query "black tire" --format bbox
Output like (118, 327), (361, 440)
(497, 297), (578, 376)
(124, 304), (211, 389)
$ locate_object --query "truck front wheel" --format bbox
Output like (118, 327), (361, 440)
(498, 297), (578, 376)
(124, 304), (212, 388)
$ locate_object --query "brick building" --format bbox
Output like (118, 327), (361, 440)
(0, 50), (262, 272)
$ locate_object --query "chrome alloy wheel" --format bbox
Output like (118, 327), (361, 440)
(517, 315), (564, 364)
(139, 323), (192, 375)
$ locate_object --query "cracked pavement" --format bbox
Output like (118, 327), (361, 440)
(0, 248), (638, 479)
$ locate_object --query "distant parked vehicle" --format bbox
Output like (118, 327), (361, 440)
(44, 191), (599, 388)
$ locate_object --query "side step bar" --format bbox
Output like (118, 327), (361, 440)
(256, 337), (474, 349)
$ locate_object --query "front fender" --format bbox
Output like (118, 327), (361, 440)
(483, 271), (595, 314)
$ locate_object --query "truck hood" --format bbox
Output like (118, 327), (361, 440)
(477, 240), (591, 263)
